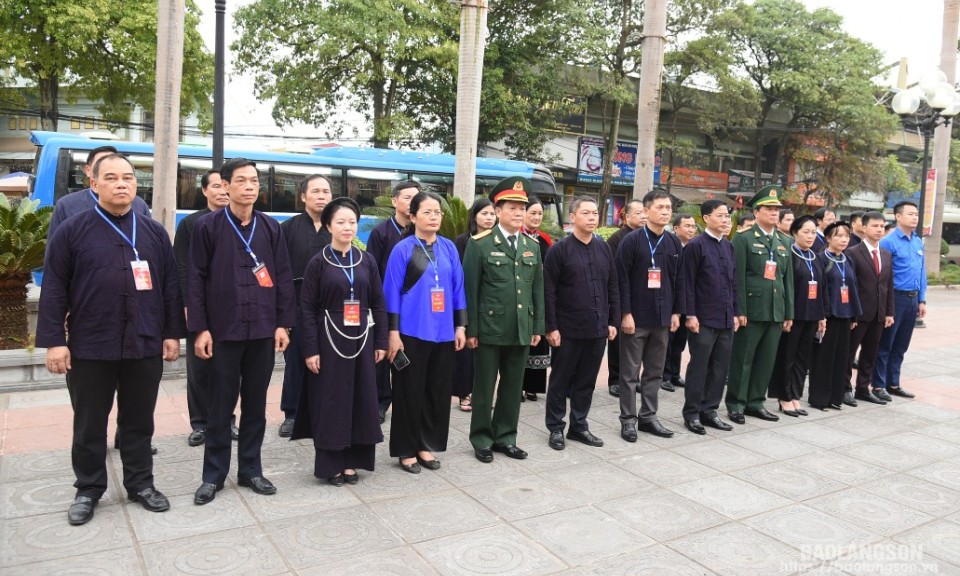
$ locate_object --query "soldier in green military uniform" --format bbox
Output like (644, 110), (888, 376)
(463, 177), (545, 463)
(726, 185), (795, 424)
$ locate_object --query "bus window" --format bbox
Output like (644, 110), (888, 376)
(273, 164), (343, 212)
(412, 173), (453, 197)
(179, 157), (213, 211)
(475, 176), (501, 201)
(347, 169), (407, 209)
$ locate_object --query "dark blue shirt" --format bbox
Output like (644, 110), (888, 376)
(280, 212), (331, 302)
(366, 216), (405, 277)
(45, 188), (151, 262)
(187, 208), (296, 340)
(544, 233), (619, 338)
(383, 235), (467, 342)
(789, 245), (826, 322)
(616, 226), (683, 328)
(880, 227), (927, 301)
(680, 231), (738, 330)
(37, 208), (186, 359)
(173, 207), (212, 300)
(819, 251), (863, 320)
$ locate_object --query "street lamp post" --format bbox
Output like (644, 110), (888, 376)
(891, 70), (960, 237)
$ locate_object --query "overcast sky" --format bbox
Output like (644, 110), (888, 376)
(196, 0), (953, 147)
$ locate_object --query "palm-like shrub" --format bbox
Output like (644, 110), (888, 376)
(0, 196), (51, 349)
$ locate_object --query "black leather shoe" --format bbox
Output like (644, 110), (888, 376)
(778, 405), (800, 418)
(278, 418), (294, 438)
(67, 496), (98, 525)
(548, 430), (565, 450)
(378, 408), (387, 423)
(151, 445), (158, 455)
(874, 388), (893, 402)
(328, 474), (345, 487)
(671, 377), (686, 388)
(744, 407), (780, 421)
(416, 455), (441, 470)
(193, 482), (222, 505)
(728, 412), (746, 425)
(660, 380), (676, 392)
(399, 459), (421, 474)
(525, 392), (538, 401)
(888, 387), (915, 398)
(492, 444), (528, 459)
(684, 419), (706, 435)
(344, 472), (359, 485)
(187, 429), (205, 447)
(638, 420), (675, 438)
(702, 414), (734, 431)
(621, 422), (637, 442)
(567, 429), (603, 447)
(795, 408), (809, 416)
(855, 389), (887, 404)
(829, 403), (843, 410)
(230, 415), (240, 441)
(474, 447), (494, 463)
(608, 383), (620, 397)
(842, 391), (858, 407)
(238, 476), (276, 495)
(128, 487), (170, 512)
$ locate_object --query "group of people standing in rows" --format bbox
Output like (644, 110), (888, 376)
(37, 146), (926, 528)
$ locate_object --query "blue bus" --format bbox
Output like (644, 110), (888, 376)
(28, 131), (562, 240)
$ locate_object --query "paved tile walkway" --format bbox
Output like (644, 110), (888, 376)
(2, 290), (960, 575)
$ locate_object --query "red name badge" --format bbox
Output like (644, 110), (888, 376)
(131, 260), (153, 291)
(648, 268), (661, 289)
(253, 263), (273, 287)
(431, 287), (445, 313)
(840, 285), (849, 304)
(764, 260), (777, 280)
(344, 299), (361, 326)
(808, 280), (818, 300)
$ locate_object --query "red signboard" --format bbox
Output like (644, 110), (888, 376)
(659, 167), (728, 191)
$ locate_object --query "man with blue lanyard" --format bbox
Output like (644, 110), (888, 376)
(38, 154), (185, 525)
(188, 158), (296, 505)
(873, 201), (925, 401)
(615, 189), (683, 441)
(366, 180), (421, 423)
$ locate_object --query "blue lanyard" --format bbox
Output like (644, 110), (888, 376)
(390, 217), (403, 235)
(94, 205), (140, 261)
(826, 252), (847, 285)
(415, 237), (441, 287)
(643, 227), (665, 267)
(791, 244), (815, 280)
(224, 210), (259, 266)
(328, 245), (356, 299)
(88, 190), (98, 203)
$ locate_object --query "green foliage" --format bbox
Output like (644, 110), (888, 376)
(438, 196), (469, 240)
(928, 263), (960, 286)
(710, 0), (896, 196)
(595, 226), (619, 241)
(0, 196), (51, 276)
(232, 0), (585, 157)
(0, 0), (213, 131)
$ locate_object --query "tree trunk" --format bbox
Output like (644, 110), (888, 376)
(633, 0), (667, 199)
(452, 0), (489, 204)
(753, 98), (775, 188)
(0, 274), (31, 350)
(928, 0), (960, 274)
(153, 0), (184, 239)
(39, 75), (59, 132)
(599, 96), (623, 224)
(371, 57), (389, 149)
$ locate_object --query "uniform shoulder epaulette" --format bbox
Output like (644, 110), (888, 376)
(471, 229), (493, 240)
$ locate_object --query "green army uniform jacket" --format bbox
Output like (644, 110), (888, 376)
(463, 227), (545, 346)
(732, 224), (795, 323)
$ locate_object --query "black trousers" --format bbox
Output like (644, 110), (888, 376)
(280, 327), (305, 419)
(67, 356), (162, 499)
(809, 318), (852, 408)
(769, 320), (818, 402)
(186, 331), (211, 429)
(389, 336), (454, 458)
(546, 337), (606, 432)
(682, 326), (733, 420)
(376, 355), (392, 411)
(203, 338), (275, 484)
(606, 333), (620, 386)
(848, 319), (883, 392)
(663, 319), (688, 382)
